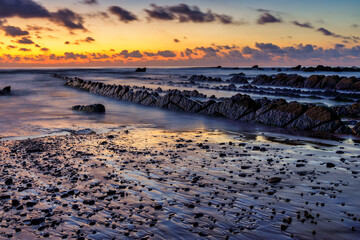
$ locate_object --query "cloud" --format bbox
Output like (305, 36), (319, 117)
(64, 52), (88, 60)
(144, 50), (176, 57)
(19, 48), (31, 51)
(1, 25), (29, 37)
(118, 50), (143, 58)
(83, 37), (95, 43)
(292, 21), (314, 29)
(255, 42), (285, 55)
(16, 37), (34, 44)
(81, 0), (97, 4)
(0, 0), (51, 18)
(174, 38), (180, 43)
(40, 47), (49, 51)
(257, 13), (282, 24)
(109, 6), (138, 23)
(51, 9), (86, 31)
(317, 27), (333, 36)
(144, 3), (236, 24)
(194, 46), (219, 57)
(317, 27), (359, 42)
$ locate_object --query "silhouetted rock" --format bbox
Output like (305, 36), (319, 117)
(189, 75), (222, 82)
(228, 75), (249, 83)
(72, 104), (105, 113)
(291, 65), (360, 72)
(0, 86), (11, 95)
(135, 67), (146, 72)
(252, 73), (359, 91)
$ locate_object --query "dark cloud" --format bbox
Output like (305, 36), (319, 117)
(109, 6), (138, 23)
(144, 50), (176, 57)
(1, 25), (29, 37)
(84, 37), (95, 43)
(118, 50), (143, 58)
(317, 27), (359, 42)
(40, 47), (49, 51)
(352, 24), (359, 28)
(81, 0), (97, 4)
(0, 0), (51, 18)
(64, 52), (88, 60)
(194, 46), (219, 57)
(26, 25), (53, 32)
(174, 39), (180, 43)
(255, 42), (285, 55)
(7, 45), (17, 49)
(16, 37), (34, 44)
(317, 27), (333, 36)
(335, 44), (345, 48)
(19, 48), (31, 51)
(292, 21), (314, 29)
(145, 4), (236, 24)
(85, 12), (109, 19)
(65, 41), (70, 45)
(51, 9), (86, 31)
(257, 13), (282, 24)
(90, 53), (109, 59)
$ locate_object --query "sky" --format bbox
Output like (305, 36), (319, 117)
(0, 0), (359, 67)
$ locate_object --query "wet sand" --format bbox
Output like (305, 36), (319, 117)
(0, 127), (360, 239)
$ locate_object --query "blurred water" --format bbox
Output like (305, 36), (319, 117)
(0, 67), (359, 139)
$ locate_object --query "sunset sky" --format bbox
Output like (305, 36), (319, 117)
(0, 0), (359, 67)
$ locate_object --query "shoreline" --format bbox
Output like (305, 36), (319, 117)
(0, 126), (359, 239)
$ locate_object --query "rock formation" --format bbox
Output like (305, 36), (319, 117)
(0, 86), (11, 95)
(72, 104), (105, 113)
(53, 74), (358, 135)
(252, 74), (360, 91)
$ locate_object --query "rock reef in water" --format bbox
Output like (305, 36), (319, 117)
(0, 86), (11, 95)
(72, 104), (105, 113)
(53, 74), (359, 135)
(252, 74), (360, 91)
(135, 67), (146, 72)
(189, 75), (222, 82)
(290, 65), (360, 72)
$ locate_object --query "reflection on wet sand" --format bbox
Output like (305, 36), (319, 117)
(0, 127), (359, 239)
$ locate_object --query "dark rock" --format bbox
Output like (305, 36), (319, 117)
(326, 162), (335, 168)
(268, 177), (282, 184)
(228, 75), (249, 83)
(72, 104), (105, 113)
(288, 106), (343, 131)
(11, 199), (20, 207)
(189, 75), (222, 82)
(353, 122), (360, 135)
(0, 86), (11, 95)
(5, 178), (13, 185)
(135, 67), (146, 72)
(30, 217), (45, 225)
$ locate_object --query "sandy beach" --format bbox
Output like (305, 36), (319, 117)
(1, 127), (359, 239)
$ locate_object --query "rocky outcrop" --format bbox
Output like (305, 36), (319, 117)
(56, 75), (356, 135)
(135, 67), (146, 72)
(189, 75), (222, 82)
(227, 74), (249, 83)
(353, 122), (360, 135)
(252, 74), (360, 91)
(72, 104), (105, 113)
(332, 103), (360, 118)
(0, 86), (11, 95)
(290, 65), (360, 72)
